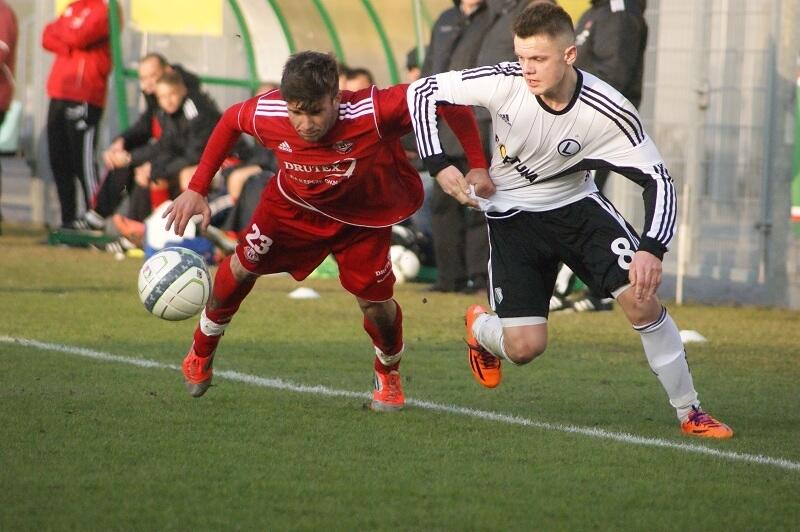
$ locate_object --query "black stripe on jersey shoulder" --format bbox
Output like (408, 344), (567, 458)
(581, 85), (644, 142)
(461, 62), (522, 81)
(579, 95), (637, 146)
(411, 77), (440, 157)
(535, 69), (584, 116)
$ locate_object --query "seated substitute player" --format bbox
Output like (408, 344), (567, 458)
(85, 53), (205, 228)
(407, 3), (733, 438)
(142, 71), (222, 200)
(164, 51), (487, 411)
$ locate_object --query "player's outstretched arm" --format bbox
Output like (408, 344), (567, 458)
(163, 189), (210, 237)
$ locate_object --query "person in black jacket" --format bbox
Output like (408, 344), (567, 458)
(574, 0), (647, 190)
(140, 70), (221, 200)
(79, 53), (205, 228)
(422, 0), (491, 293)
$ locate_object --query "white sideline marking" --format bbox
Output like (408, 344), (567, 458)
(2, 335), (799, 473)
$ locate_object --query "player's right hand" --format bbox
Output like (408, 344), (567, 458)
(465, 168), (495, 198)
(435, 165), (478, 208)
(163, 189), (211, 236)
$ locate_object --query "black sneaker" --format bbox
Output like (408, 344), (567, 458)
(61, 219), (104, 235)
(549, 294), (571, 312)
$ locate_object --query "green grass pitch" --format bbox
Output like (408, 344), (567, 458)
(1, 227), (798, 530)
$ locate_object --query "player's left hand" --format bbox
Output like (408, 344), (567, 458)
(435, 165), (478, 208)
(629, 250), (662, 301)
(465, 168), (495, 198)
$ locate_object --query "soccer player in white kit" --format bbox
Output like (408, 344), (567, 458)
(408, 3), (733, 438)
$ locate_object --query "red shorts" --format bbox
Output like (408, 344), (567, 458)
(234, 179), (396, 302)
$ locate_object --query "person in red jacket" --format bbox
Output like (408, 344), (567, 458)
(164, 51), (489, 411)
(42, 0), (114, 229)
(0, 0), (16, 235)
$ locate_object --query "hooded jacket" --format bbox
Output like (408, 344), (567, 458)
(42, 0), (114, 108)
(574, 0), (648, 107)
(0, 0), (17, 112)
(421, 1), (490, 159)
(148, 91), (221, 180)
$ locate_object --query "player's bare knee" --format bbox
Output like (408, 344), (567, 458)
(626, 298), (662, 326)
(504, 336), (547, 365)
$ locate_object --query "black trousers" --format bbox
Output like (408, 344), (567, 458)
(93, 165), (152, 222)
(47, 99), (103, 226)
(429, 158), (489, 291)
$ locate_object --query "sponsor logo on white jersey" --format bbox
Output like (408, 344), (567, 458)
(498, 112), (511, 126)
(499, 143), (538, 182)
(557, 138), (582, 156)
(278, 141), (292, 152)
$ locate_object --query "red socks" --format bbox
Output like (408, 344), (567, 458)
(193, 256), (256, 357)
(364, 302), (403, 373)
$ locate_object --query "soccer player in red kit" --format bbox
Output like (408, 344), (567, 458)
(164, 51), (487, 411)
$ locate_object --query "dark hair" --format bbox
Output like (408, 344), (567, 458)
(345, 67), (374, 85)
(281, 51), (339, 109)
(141, 52), (169, 68)
(406, 47), (425, 71)
(513, 3), (574, 40)
(156, 70), (185, 89)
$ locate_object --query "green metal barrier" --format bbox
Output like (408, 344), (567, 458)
(227, 0), (260, 91)
(108, 0), (128, 129)
(108, 0), (441, 129)
(312, 0), (345, 62)
(264, 0), (296, 53)
(362, 0), (399, 84)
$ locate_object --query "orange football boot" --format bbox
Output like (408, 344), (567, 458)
(182, 345), (215, 397)
(465, 304), (502, 388)
(680, 406), (733, 439)
(371, 367), (405, 412)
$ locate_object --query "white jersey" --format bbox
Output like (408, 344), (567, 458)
(408, 63), (676, 256)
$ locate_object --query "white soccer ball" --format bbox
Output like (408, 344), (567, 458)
(390, 245), (421, 284)
(138, 247), (211, 321)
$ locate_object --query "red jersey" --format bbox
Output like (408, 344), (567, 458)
(190, 84), (486, 228)
(42, 0), (112, 108)
(0, 1), (17, 112)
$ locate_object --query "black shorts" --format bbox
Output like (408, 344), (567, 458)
(486, 192), (638, 319)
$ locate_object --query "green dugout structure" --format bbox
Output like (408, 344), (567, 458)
(107, 0), (443, 130)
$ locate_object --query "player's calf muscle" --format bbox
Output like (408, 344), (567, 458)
(503, 329), (547, 364)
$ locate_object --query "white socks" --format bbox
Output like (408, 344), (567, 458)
(375, 345), (404, 367)
(635, 307), (699, 421)
(199, 309), (230, 337)
(473, 313), (514, 363)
